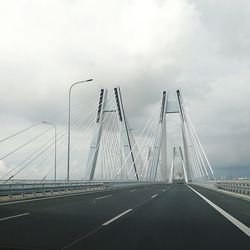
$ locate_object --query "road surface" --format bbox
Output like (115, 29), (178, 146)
(0, 184), (249, 249)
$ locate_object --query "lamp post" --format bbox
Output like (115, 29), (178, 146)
(42, 121), (57, 181)
(67, 79), (93, 181)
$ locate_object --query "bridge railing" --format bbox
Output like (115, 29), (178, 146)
(193, 179), (250, 197)
(0, 180), (161, 198)
(215, 180), (250, 196)
(0, 181), (106, 198)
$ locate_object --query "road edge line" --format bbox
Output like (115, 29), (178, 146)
(187, 185), (250, 237)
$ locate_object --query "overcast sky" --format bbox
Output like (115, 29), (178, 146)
(0, 0), (249, 179)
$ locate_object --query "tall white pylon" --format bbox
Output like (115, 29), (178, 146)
(147, 90), (215, 183)
(147, 91), (168, 181)
(176, 90), (193, 181)
(85, 87), (138, 181)
(85, 88), (107, 180)
(169, 146), (188, 183)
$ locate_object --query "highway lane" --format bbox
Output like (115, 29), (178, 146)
(190, 184), (250, 227)
(63, 184), (250, 250)
(0, 184), (170, 249)
(0, 184), (249, 249)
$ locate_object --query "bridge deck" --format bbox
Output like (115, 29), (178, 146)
(0, 184), (249, 249)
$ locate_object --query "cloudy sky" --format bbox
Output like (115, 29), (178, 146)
(0, 0), (249, 180)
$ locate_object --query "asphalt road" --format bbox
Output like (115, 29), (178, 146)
(0, 184), (249, 250)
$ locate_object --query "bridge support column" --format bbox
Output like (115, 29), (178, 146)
(114, 87), (138, 180)
(177, 90), (193, 182)
(85, 87), (138, 181)
(85, 89), (108, 180)
(147, 91), (168, 181)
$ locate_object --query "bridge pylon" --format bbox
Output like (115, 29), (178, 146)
(84, 87), (139, 181)
(147, 90), (215, 183)
(169, 146), (188, 183)
(146, 91), (168, 181)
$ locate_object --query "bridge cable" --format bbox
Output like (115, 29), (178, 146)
(183, 108), (215, 179)
(33, 101), (101, 180)
(103, 111), (118, 180)
(139, 114), (161, 180)
(102, 113), (114, 180)
(0, 127), (53, 162)
(125, 105), (160, 180)
(4, 139), (58, 182)
(116, 101), (160, 180)
(183, 107), (213, 179)
(184, 120), (207, 180)
(109, 115), (121, 179)
(92, 106), (115, 180)
(0, 97), (97, 144)
(3, 100), (99, 180)
(82, 96), (117, 179)
(81, 95), (116, 179)
(1, 96), (101, 181)
(2, 105), (96, 180)
(114, 101), (161, 180)
(134, 104), (161, 180)
(0, 122), (43, 143)
(1, 135), (55, 179)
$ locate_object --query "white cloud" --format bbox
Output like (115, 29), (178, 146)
(0, 0), (249, 179)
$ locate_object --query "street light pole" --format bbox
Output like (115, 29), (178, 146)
(42, 121), (57, 182)
(67, 79), (93, 181)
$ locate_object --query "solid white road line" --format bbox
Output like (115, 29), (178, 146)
(151, 194), (158, 199)
(102, 209), (132, 226)
(130, 190), (137, 192)
(0, 213), (30, 222)
(187, 185), (250, 237)
(96, 195), (112, 200)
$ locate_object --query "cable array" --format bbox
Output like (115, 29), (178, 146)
(113, 101), (162, 181)
(181, 105), (215, 181)
(0, 88), (215, 183)
(0, 96), (101, 182)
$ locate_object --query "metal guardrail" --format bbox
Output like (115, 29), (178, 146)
(0, 180), (160, 198)
(0, 181), (107, 198)
(215, 180), (250, 196)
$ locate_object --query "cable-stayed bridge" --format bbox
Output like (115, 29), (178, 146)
(0, 87), (249, 249)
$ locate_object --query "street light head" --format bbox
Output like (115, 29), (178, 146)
(72, 79), (94, 87)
